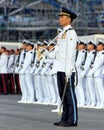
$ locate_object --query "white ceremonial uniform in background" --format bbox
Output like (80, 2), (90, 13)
(7, 52), (15, 94)
(7, 53), (15, 73)
(45, 48), (58, 104)
(75, 49), (86, 107)
(0, 52), (9, 94)
(15, 50), (25, 73)
(16, 49), (27, 103)
(20, 49), (35, 103)
(87, 50), (104, 108)
(34, 57), (44, 103)
(14, 54), (19, 71)
(48, 45), (62, 111)
(81, 49), (97, 107)
(0, 53), (8, 73)
(40, 58), (51, 104)
(26, 50), (36, 74)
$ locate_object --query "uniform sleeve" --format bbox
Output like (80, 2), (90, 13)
(65, 30), (77, 78)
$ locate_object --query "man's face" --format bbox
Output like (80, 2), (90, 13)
(26, 45), (33, 51)
(48, 45), (54, 51)
(21, 43), (26, 50)
(15, 49), (20, 55)
(97, 44), (104, 51)
(87, 44), (94, 51)
(0, 48), (5, 53)
(59, 15), (71, 27)
(78, 44), (85, 50)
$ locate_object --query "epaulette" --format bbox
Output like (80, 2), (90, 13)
(66, 28), (73, 32)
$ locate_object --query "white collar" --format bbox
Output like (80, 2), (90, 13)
(63, 25), (72, 32)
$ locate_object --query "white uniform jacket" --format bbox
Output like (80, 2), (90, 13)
(75, 49), (86, 69)
(0, 53), (8, 73)
(19, 50), (34, 74)
(15, 50), (26, 73)
(52, 24), (77, 78)
(88, 50), (104, 78)
(81, 50), (96, 77)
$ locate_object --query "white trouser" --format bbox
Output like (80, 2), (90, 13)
(34, 74), (44, 102)
(25, 74), (35, 102)
(94, 77), (104, 106)
(41, 75), (51, 103)
(86, 77), (97, 106)
(76, 71), (86, 106)
(84, 77), (91, 106)
(47, 75), (57, 104)
(19, 74), (28, 101)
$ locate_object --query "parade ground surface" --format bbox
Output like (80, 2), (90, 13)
(0, 95), (104, 130)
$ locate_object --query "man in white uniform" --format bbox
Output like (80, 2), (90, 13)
(53, 7), (78, 127)
(20, 41), (35, 103)
(7, 49), (15, 94)
(75, 41), (86, 107)
(34, 42), (46, 104)
(44, 42), (58, 104)
(0, 47), (9, 94)
(87, 41), (104, 108)
(15, 40), (28, 103)
(14, 48), (21, 94)
(80, 41), (97, 108)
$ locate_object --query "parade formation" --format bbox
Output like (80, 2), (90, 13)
(0, 0), (104, 129)
(0, 36), (104, 110)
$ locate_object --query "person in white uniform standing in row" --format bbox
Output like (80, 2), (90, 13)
(34, 41), (47, 104)
(20, 41), (36, 103)
(80, 41), (97, 108)
(15, 40), (28, 103)
(75, 41), (86, 107)
(87, 40), (104, 108)
(53, 7), (78, 127)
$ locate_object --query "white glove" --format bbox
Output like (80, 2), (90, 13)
(49, 70), (56, 76)
(34, 70), (41, 75)
(66, 72), (72, 80)
(49, 72), (54, 76)
(80, 72), (86, 78)
(41, 72), (45, 75)
(87, 71), (93, 77)
(19, 70), (24, 74)
(15, 67), (21, 74)
(25, 69), (30, 74)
